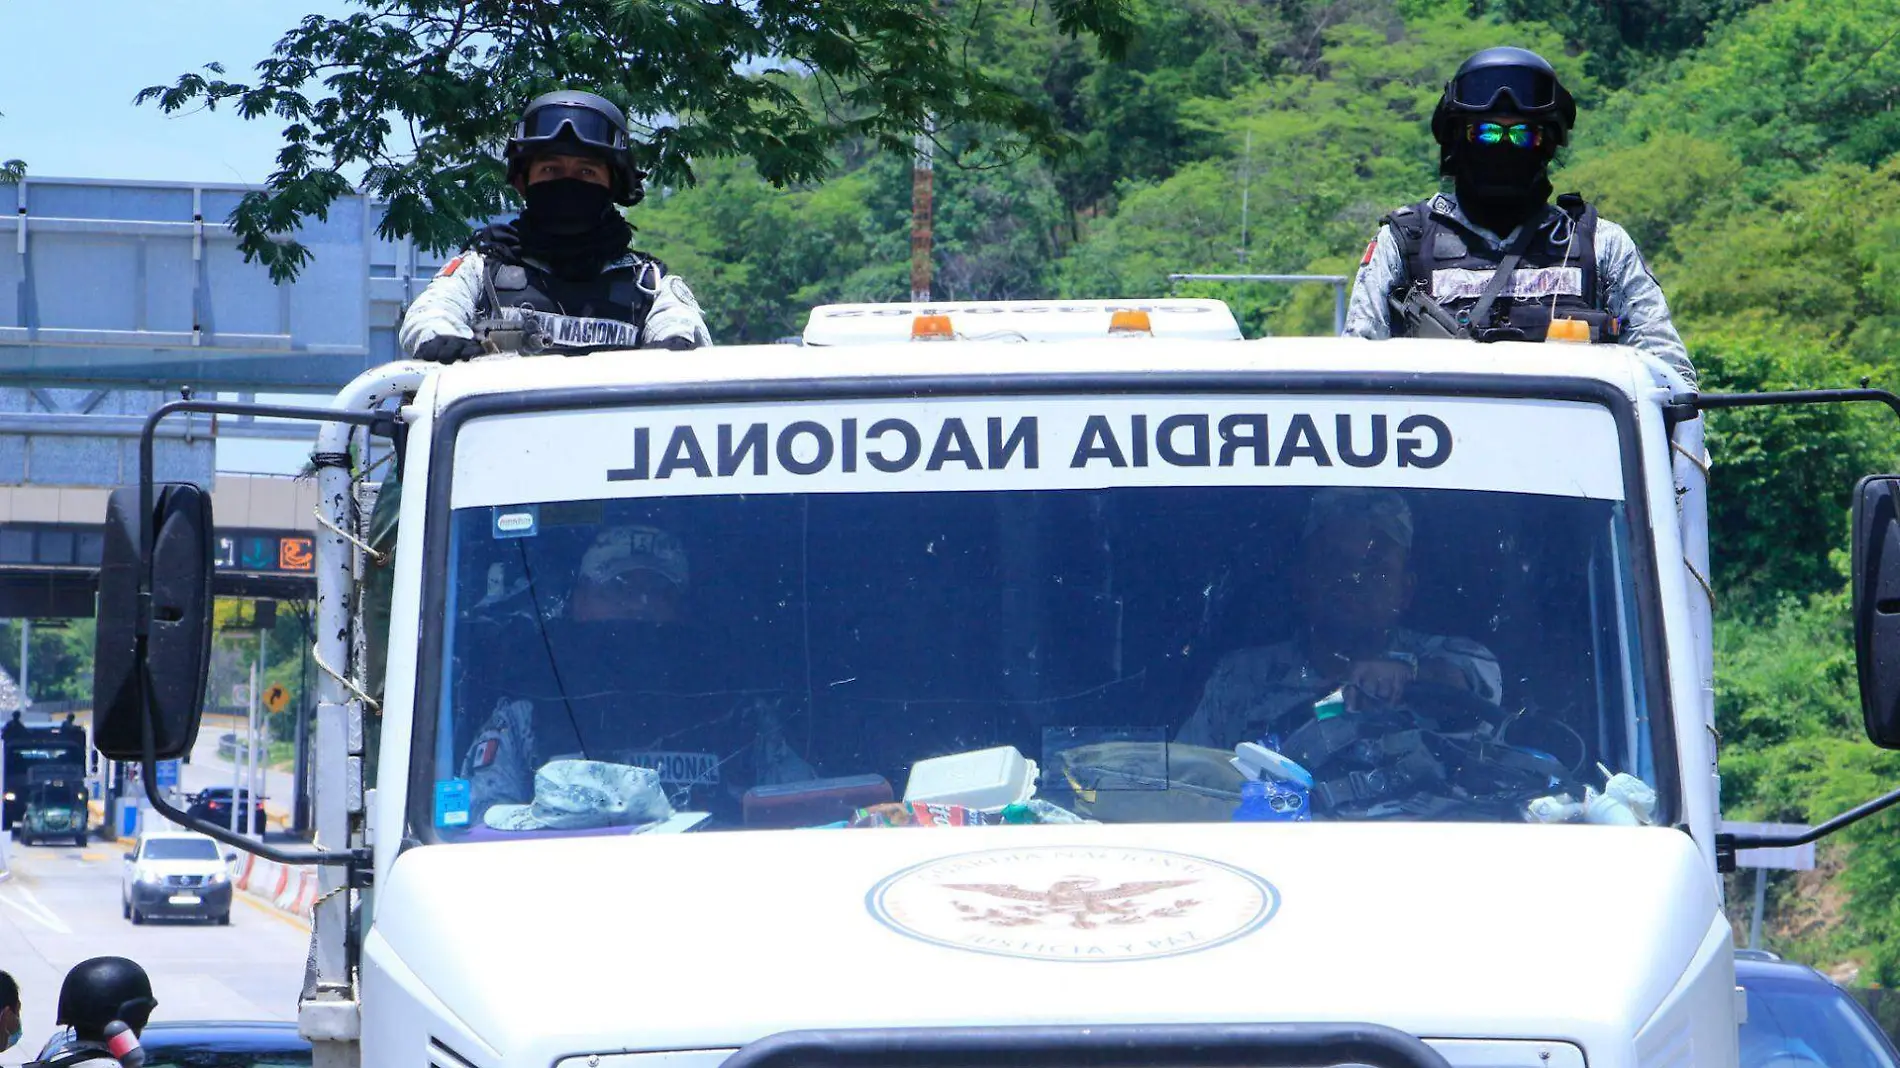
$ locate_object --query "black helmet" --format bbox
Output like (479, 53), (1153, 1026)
(1431, 47), (1577, 149)
(56, 957), (156, 1037)
(505, 90), (647, 207)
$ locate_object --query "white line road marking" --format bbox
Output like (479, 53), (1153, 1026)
(0, 880), (71, 934)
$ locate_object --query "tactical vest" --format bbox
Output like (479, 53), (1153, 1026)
(1383, 194), (1621, 343)
(475, 252), (664, 352)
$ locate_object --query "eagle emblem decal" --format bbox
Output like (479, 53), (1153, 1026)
(869, 846), (1277, 961)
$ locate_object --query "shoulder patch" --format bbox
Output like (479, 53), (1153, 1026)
(436, 255), (463, 278)
(665, 276), (701, 310)
(1361, 238), (1378, 266)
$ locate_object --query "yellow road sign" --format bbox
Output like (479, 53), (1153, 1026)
(264, 684), (290, 714)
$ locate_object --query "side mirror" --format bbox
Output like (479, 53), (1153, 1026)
(92, 484), (215, 761)
(122, 852), (135, 861)
(1853, 475), (1900, 747)
(225, 852), (237, 863)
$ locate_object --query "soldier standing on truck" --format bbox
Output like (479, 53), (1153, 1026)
(399, 89), (710, 360)
(1342, 48), (1694, 385)
(455, 523), (815, 828)
(372, 91), (713, 699)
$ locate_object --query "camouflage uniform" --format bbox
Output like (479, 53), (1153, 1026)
(1176, 629), (1504, 749)
(461, 698), (556, 820)
(1343, 192), (1694, 386)
(459, 694), (818, 825)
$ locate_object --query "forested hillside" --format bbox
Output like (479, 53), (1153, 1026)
(635, 0), (1900, 982)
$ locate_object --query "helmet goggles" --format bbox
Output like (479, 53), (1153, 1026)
(1449, 64), (1561, 113)
(1465, 121), (1546, 149)
(514, 103), (628, 154)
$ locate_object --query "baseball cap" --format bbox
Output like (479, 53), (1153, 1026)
(484, 760), (676, 831)
(580, 525), (690, 588)
(1302, 488), (1414, 550)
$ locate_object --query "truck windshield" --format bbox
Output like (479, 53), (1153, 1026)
(424, 395), (1662, 837)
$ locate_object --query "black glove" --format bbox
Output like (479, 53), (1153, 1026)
(414, 335), (486, 364)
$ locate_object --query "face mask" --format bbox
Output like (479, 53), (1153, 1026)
(1455, 142), (1547, 198)
(1, 1013), (19, 1052)
(523, 177), (614, 235)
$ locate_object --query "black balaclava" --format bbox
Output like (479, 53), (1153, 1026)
(512, 175), (634, 280)
(1447, 124), (1556, 238)
(524, 177), (614, 235)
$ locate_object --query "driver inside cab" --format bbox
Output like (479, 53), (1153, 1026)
(457, 523), (816, 830)
(1176, 488), (1504, 814)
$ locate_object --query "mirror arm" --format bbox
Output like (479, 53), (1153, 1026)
(125, 398), (388, 872)
(136, 658), (359, 868)
(1694, 387), (1900, 423)
(1715, 783), (1900, 872)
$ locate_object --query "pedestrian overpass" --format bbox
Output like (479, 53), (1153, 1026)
(0, 473), (323, 618)
(0, 175), (450, 391)
(0, 174), (441, 613)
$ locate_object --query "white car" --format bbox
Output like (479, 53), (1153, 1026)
(121, 831), (234, 925)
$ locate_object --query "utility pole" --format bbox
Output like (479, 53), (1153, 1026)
(17, 619), (28, 710)
(251, 631), (264, 839)
(910, 122), (935, 303)
(232, 656), (248, 837)
(1237, 130), (1253, 268)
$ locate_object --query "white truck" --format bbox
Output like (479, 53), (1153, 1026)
(88, 301), (1900, 1068)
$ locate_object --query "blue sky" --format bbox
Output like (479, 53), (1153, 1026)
(0, 2), (351, 184)
(5, 3), (377, 474)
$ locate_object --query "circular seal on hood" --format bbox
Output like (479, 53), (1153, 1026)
(868, 845), (1277, 962)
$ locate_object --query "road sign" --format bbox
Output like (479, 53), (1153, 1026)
(1720, 820), (1816, 870)
(278, 537), (314, 572)
(215, 529), (321, 575)
(155, 761), (179, 790)
(264, 684), (290, 714)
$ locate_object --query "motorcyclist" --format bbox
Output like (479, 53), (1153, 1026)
(1343, 47), (1694, 386)
(398, 88), (711, 361)
(456, 523), (815, 829)
(30, 956), (155, 1067)
(1176, 488), (1507, 816)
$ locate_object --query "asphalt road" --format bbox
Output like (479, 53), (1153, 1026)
(0, 834), (309, 1065)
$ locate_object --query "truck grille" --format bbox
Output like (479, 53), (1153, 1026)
(165, 875), (204, 888)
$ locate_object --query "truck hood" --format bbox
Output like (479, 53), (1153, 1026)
(370, 823), (1718, 1062)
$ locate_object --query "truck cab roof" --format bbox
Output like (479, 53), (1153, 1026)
(424, 336), (1686, 412)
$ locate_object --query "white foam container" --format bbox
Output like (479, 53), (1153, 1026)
(903, 746), (1039, 810)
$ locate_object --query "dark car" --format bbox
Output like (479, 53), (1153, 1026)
(186, 786), (269, 833)
(18, 779), (88, 846)
(39, 1021), (311, 1067)
(1738, 950), (1900, 1068)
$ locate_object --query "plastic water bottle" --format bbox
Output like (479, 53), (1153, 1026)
(1234, 778), (1313, 822)
(1233, 781), (1278, 822)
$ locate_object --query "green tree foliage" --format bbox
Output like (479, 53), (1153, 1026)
(0, 111), (24, 184)
(1060, 17), (1577, 333)
(1690, 326), (1886, 607)
(1716, 591), (1900, 984)
(0, 620), (96, 705)
(136, 0), (1135, 281)
(1591, 0), (1900, 191)
(1462, 0), (1761, 87)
